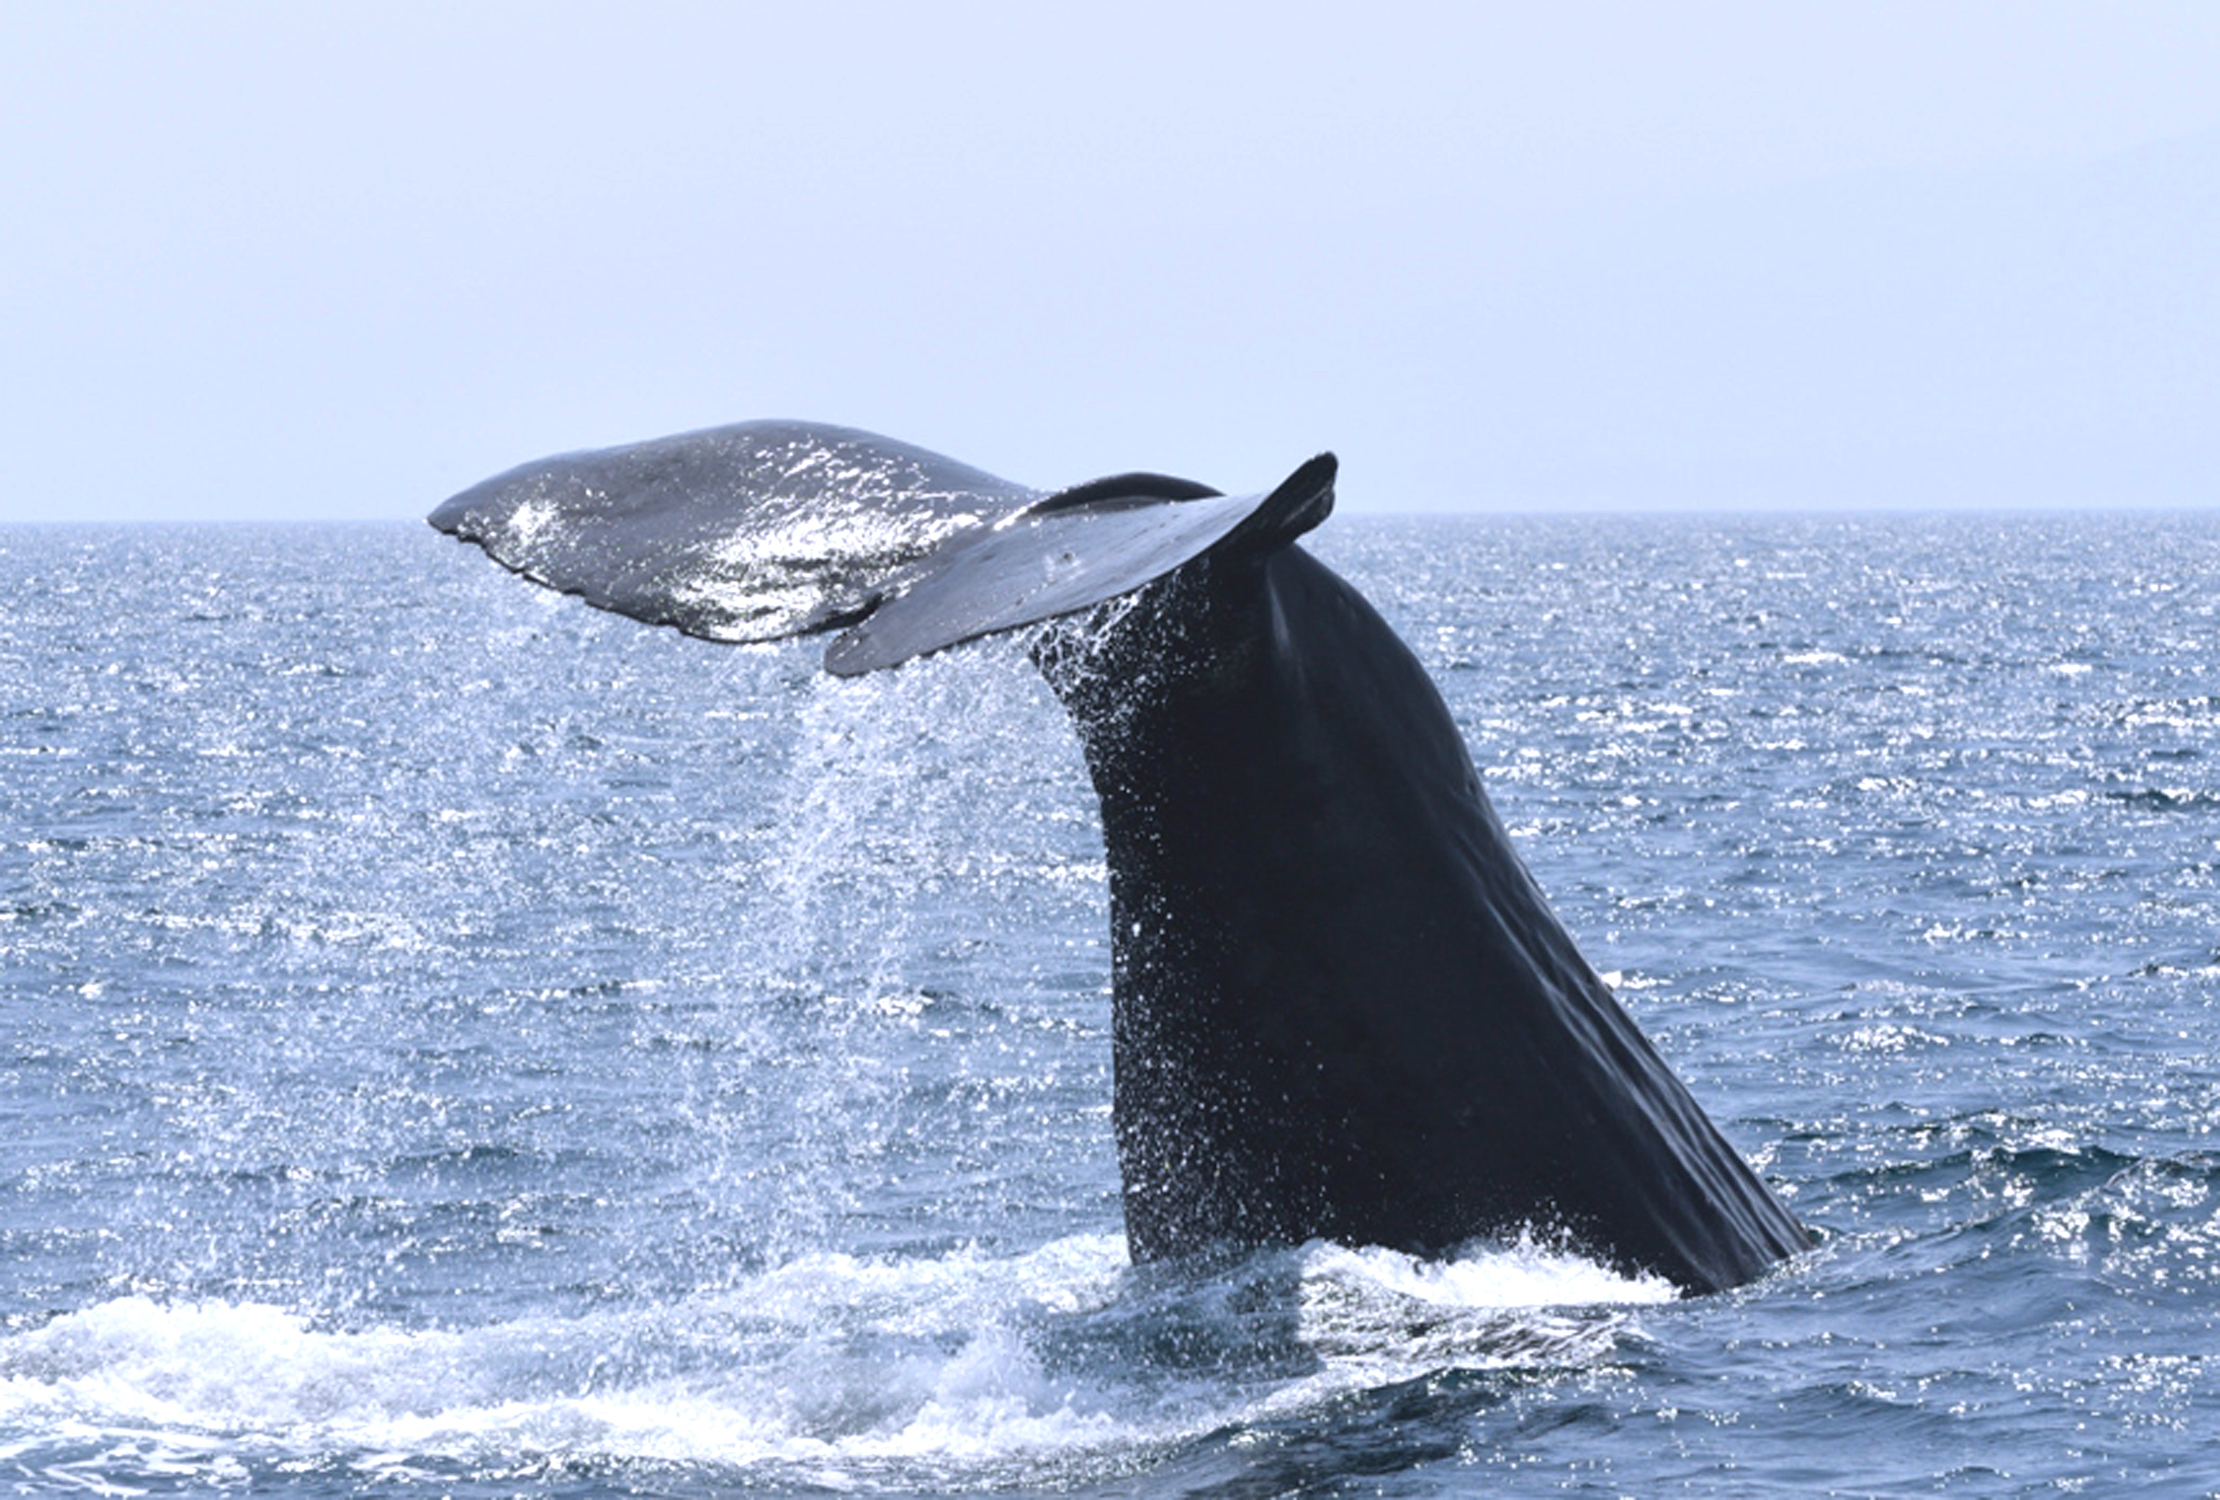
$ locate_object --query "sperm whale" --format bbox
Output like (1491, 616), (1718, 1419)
(430, 419), (1809, 1293)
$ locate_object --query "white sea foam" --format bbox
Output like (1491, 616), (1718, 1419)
(0, 1233), (1650, 1489)
(1300, 1235), (1675, 1311)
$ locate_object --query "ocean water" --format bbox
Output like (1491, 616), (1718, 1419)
(1, 513), (2215, 1498)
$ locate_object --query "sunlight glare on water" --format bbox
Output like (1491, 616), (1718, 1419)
(2, 516), (2217, 1495)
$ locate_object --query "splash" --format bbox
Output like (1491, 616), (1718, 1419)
(0, 1234), (1655, 1493)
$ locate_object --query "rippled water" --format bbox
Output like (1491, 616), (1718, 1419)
(2, 515), (2215, 1496)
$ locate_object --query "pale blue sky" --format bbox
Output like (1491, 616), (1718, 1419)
(4, 1), (2216, 520)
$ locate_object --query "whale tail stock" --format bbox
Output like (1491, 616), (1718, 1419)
(430, 420), (1809, 1295)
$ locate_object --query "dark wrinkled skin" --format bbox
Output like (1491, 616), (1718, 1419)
(1038, 546), (1809, 1295)
(434, 421), (1808, 1295)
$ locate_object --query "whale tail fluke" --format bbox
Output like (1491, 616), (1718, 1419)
(1215, 452), (1337, 559)
(430, 416), (1337, 679)
(430, 420), (1808, 1295)
(822, 454), (1337, 676)
(426, 419), (1041, 646)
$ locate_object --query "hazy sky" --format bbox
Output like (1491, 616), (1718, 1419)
(5, 2), (2217, 520)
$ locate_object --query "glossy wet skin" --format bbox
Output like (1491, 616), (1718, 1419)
(433, 420), (1806, 1294)
(1042, 544), (1808, 1292)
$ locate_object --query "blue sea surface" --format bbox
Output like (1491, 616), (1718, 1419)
(1, 514), (2215, 1497)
